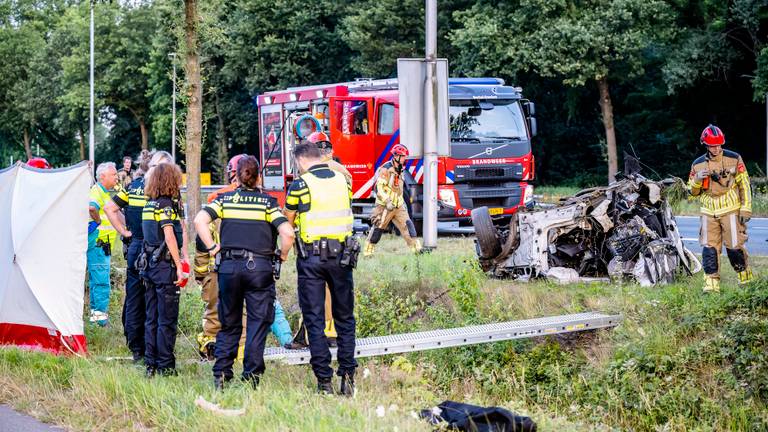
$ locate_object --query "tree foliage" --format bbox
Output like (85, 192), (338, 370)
(0, 0), (766, 185)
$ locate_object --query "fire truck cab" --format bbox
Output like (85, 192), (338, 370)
(256, 77), (536, 224)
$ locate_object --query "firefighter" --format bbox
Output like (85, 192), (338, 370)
(194, 156), (295, 389)
(195, 155), (293, 360)
(285, 132), (346, 349)
(140, 162), (188, 377)
(364, 144), (420, 256)
(285, 142), (360, 396)
(688, 124), (753, 292)
(104, 150), (153, 363)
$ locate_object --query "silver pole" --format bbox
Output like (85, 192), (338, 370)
(170, 53), (177, 162)
(89, 1), (95, 168)
(422, 0), (438, 250)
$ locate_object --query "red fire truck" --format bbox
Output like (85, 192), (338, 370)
(256, 77), (537, 224)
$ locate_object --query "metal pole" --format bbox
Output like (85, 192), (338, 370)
(89, 0), (95, 168)
(170, 53), (177, 162)
(422, 0), (438, 250)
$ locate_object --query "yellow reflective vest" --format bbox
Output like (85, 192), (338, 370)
(297, 170), (353, 243)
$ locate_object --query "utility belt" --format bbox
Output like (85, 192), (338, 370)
(215, 248), (282, 281)
(295, 236), (360, 269)
(137, 242), (171, 273)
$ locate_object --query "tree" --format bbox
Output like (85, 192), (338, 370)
(453, 0), (674, 182)
(102, 3), (158, 151)
(0, 0), (61, 160)
(183, 0), (203, 236)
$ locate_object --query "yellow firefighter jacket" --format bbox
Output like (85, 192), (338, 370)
(687, 149), (752, 217)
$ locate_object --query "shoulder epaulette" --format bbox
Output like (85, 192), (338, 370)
(722, 149), (741, 160)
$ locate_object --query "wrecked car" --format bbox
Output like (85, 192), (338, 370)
(472, 174), (702, 286)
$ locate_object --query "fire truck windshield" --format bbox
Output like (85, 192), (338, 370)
(449, 99), (528, 142)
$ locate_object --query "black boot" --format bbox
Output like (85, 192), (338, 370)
(213, 376), (231, 391)
(340, 372), (356, 397)
(145, 366), (156, 378)
(242, 374), (260, 389)
(317, 377), (334, 395)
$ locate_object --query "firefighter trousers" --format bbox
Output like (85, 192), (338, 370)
(370, 205), (417, 247)
(699, 211), (749, 278)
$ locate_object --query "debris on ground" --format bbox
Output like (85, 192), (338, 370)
(194, 396), (246, 417)
(473, 174), (701, 285)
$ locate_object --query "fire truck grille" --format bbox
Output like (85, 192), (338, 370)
(453, 163), (524, 183)
(474, 168), (505, 178)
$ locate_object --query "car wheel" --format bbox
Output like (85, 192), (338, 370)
(471, 206), (501, 259)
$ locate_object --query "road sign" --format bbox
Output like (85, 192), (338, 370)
(396, 58), (450, 158)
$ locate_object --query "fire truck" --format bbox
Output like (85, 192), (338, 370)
(255, 77), (537, 225)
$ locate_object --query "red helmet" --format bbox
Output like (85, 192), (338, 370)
(700, 124), (725, 147)
(226, 154), (247, 183)
(306, 131), (331, 145)
(391, 144), (409, 157)
(27, 157), (51, 169)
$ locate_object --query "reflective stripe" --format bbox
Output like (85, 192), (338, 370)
(305, 224), (354, 236)
(304, 209), (353, 220)
(701, 215), (707, 246)
(729, 213), (738, 248)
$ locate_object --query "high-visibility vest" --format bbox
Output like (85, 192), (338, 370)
(89, 183), (117, 244)
(298, 171), (353, 243)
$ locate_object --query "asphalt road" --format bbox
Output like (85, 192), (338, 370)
(0, 405), (64, 432)
(677, 216), (768, 256)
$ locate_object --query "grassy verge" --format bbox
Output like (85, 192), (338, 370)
(2, 237), (768, 430)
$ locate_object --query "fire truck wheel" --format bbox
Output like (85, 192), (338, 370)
(472, 206), (502, 259)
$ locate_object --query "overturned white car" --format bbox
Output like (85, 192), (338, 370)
(472, 174), (702, 286)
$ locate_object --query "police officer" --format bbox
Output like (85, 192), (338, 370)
(194, 155), (294, 389)
(285, 132), (348, 349)
(285, 142), (359, 396)
(364, 144), (421, 256)
(141, 161), (188, 377)
(688, 124), (753, 292)
(195, 154), (293, 360)
(104, 150), (154, 363)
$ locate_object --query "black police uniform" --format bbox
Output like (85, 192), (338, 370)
(203, 187), (288, 384)
(286, 164), (357, 384)
(141, 195), (184, 375)
(112, 176), (147, 361)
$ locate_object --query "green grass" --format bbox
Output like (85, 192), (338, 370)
(2, 236), (768, 430)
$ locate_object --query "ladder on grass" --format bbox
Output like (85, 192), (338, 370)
(264, 311), (621, 365)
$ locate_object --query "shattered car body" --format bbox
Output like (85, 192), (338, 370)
(472, 174), (702, 286)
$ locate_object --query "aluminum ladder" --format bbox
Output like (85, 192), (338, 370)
(264, 311), (621, 365)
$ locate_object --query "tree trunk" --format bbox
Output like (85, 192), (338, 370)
(78, 127), (86, 161)
(127, 107), (149, 151)
(138, 117), (149, 151)
(23, 128), (32, 160)
(184, 0), (203, 240)
(597, 77), (618, 183)
(214, 93), (229, 183)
